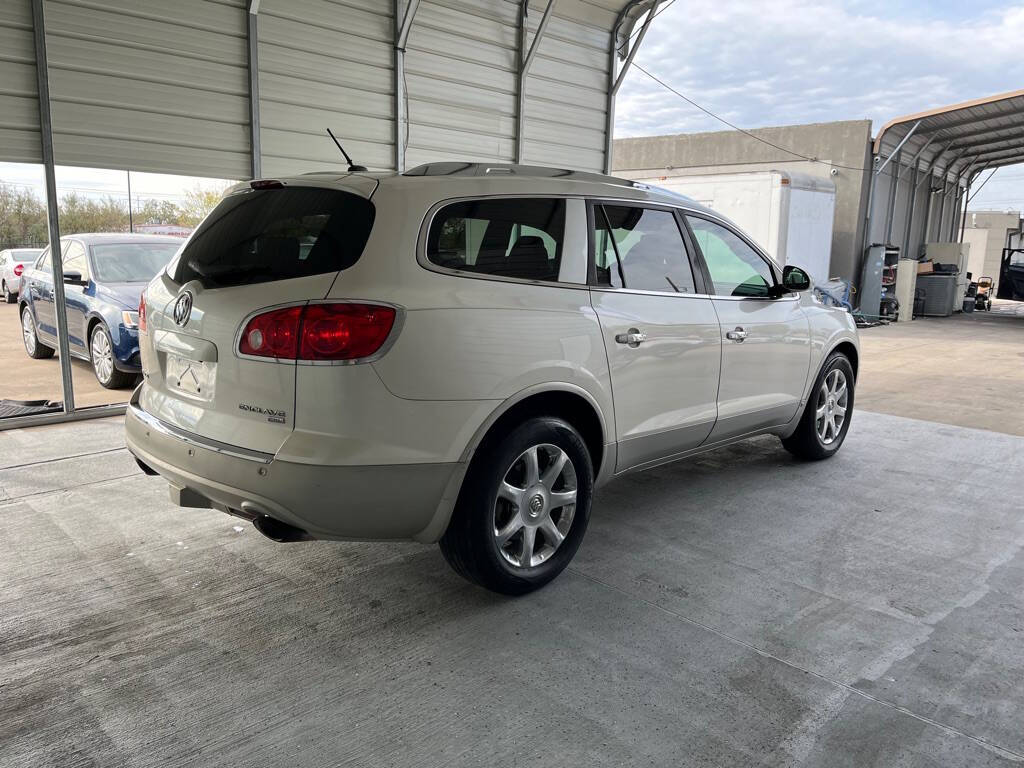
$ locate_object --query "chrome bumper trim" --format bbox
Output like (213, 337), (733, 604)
(128, 404), (274, 465)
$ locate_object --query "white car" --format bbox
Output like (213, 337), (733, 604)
(1, 247), (43, 303)
(126, 164), (859, 594)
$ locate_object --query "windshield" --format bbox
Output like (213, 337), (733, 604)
(90, 242), (181, 283)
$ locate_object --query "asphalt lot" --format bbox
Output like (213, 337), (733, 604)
(0, 299), (135, 408)
(1, 305), (1023, 766)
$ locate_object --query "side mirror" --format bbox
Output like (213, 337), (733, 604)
(62, 271), (87, 286)
(782, 265), (811, 292)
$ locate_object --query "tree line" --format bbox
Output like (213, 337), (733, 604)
(0, 183), (226, 249)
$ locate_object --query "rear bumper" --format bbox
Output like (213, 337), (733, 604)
(125, 401), (463, 542)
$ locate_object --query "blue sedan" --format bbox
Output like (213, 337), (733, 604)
(19, 233), (183, 388)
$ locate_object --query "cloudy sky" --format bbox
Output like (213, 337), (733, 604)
(0, 1), (1020, 212)
(615, 0), (1024, 210)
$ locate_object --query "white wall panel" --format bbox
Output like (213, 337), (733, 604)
(404, 0), (519, 167)
(0, 0), (635, 177)
(41, 0), (250, 178)
(520, 1), (614, 171)
(257, 0), (394, 176)
(0, 0), (40, 163)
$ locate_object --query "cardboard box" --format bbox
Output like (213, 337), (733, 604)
(917, 261), (934, 275)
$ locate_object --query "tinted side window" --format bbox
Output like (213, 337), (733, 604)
(427, 198), (565, 282)
(688, 217), (774, 297)
(595, 205), (696, 293)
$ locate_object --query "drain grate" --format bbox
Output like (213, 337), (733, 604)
(0, 399), (62, 419)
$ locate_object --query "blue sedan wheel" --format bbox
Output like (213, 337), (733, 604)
(22, 306), (54, 360)
(90, 324), (134, 389)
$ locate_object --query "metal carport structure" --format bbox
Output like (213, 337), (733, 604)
(0, 0), (663, 429)
(859, 89), (1024, 303)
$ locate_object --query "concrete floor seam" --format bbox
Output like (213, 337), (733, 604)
(0, 471), (141, 507)
(0, 445), (127, 472)
(569, 567), (1024, 763)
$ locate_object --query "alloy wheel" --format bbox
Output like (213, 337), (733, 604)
(22, 309), (36, 355)
(493, 443), (577, 569)
(815, 368), (848, 445)
(91, 328), (114, 385)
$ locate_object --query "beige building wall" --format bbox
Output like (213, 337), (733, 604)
(612, 121), (873, 283)
(961, 228), (989, 281)
(963, 211), (1022, 293)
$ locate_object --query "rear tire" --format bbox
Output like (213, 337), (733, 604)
(21, 306), (54, 359)
(3, 281), (15, 303)
(90, 323), (134, 389)
(440, 416), (593, 595)
(781, 352), (855, 461)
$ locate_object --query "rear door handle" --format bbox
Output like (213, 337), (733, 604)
(615, 328), (647, 347)
(725, 326), (748, 342)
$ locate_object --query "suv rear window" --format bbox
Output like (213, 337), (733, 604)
(172, 187), (375, 288)
(426, 198), (565, 282)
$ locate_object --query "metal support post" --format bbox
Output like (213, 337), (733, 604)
(31, 0), (74, 413)
(604, 0), (660, 173)
(394, 0), (420, 173)
(247, 1), (261, 178)
(516, 0), (555, 164)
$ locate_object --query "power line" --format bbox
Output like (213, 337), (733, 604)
(0, 178), (204, 201)
(629, 63), (869, 171)
(967, 168), (998, 203)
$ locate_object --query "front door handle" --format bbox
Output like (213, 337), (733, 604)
(725, 326), (748, 342)
(615, 328), (648, 347)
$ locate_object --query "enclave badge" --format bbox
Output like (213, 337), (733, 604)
(173, 291), (193, 327)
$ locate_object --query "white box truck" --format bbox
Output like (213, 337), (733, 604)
(636, 170), (837, 283)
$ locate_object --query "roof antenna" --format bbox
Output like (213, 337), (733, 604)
(326, 128), (368, 172)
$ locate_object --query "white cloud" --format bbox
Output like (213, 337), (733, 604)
(615, 0), (1024, 207)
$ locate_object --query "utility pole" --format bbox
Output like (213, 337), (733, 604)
(127, 169), (134, 232)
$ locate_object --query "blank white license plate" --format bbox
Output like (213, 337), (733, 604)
(166, 354), (216, 401)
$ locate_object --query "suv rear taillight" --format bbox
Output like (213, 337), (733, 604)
(239, 303), (397, 362)
(13, 264), (24, 277)
(138, 293), (147, 332)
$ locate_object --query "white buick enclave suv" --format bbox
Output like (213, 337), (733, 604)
(126, 163), (859, 594)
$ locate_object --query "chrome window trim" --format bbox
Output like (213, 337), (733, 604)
(232, 298), (406, 367)
(129, 403), (274, 464)
(587, 285), (797, 302)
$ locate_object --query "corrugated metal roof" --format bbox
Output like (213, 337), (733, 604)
(874, 89), (1024, 183)
(1, 0), (648, 178)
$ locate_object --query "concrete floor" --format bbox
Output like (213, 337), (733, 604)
(857, 300), (1024, 436)
(2, 408), (1024, 765)
(2, 301), (1023, 766)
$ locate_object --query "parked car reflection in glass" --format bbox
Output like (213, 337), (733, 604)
(18, 233), (183, 388)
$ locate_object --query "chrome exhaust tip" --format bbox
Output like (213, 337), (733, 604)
(252, 514), (313, 543)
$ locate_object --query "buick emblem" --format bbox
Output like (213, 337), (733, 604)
(173, 291), (193, 327)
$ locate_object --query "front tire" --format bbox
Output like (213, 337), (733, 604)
(90, 324), (134, 389)
(781, 352), (855, 461)
(440, 417), (594, 595)
(21, 306), (54, 359)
